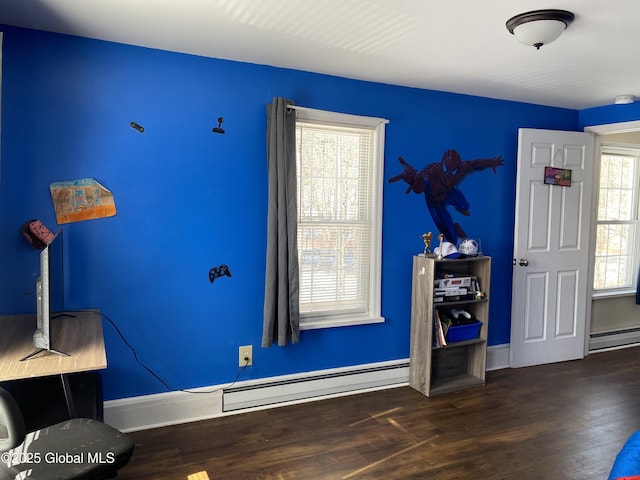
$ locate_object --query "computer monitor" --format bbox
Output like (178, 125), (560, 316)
(21, 230), (69, 361)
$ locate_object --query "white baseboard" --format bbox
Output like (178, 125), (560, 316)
(589, 328), (640, 351)
(486, 343), (510, 371)
(104, 347), (512, 433)
(222, 359), (410, 412)
(103, 386), (223, 433)
(104, 360), (409, 432)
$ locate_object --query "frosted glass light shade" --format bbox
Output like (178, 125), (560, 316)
(512, 20), (567, 49)
(506, 10), (574, 50)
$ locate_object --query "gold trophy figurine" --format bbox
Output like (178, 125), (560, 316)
(421, 232), (435, 257)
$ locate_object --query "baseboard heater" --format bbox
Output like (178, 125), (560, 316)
(222, 360), (410, 412)
(590, 327), (640, 351)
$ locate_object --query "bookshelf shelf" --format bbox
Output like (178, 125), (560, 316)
(429, 373), (485, 396)
(432, 337), (486, 350)
(409, 255), (491, 397)
(434, 297), (488, 307)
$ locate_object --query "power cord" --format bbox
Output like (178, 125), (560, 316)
(100, 312), (249, 394)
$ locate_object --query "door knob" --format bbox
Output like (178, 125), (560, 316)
(519, 258), (529, 267)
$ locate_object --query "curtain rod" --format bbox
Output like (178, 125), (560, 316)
(287, 104), (389, 125)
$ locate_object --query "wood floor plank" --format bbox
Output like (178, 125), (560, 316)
(117, 346), (640, 479)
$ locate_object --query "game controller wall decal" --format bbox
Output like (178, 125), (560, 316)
(209, 264), (232, 283)
(212, 117), (225, 134)
(128, 116), (226, 135)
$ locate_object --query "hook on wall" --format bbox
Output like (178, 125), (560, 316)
(130, 121), (144, 133)
(212, 117), (225, 134)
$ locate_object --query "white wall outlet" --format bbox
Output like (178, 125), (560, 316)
(239, 345), (253, 367)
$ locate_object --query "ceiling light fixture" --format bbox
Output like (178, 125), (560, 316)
(506, 9), (575, 50)
(614, 95), (636, 105)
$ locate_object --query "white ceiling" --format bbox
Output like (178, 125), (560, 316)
(1, 0), (639, 110)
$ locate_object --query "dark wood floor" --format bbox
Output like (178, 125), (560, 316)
(117, 346), (640, 480)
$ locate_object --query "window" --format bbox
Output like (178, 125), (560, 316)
(294, 107), (387, 329)
(593, 146), (640, 295)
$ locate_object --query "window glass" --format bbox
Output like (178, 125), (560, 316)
(593, 148), (639, 293)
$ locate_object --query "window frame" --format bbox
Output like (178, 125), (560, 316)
(293, 106), (388, 330)
(592, 143), (640, 298)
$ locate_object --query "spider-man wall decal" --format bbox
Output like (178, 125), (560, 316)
(389, 149), (504, 244)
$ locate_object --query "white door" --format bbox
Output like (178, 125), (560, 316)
(510, 128), (595, 368)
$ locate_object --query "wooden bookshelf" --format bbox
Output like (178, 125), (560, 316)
(409, 255), (491, 397)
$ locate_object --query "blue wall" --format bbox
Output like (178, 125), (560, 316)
(579, 102), (640, 130)
(1, 26), (583, 400)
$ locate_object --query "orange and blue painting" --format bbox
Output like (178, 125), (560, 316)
(50, 178), (116, 224)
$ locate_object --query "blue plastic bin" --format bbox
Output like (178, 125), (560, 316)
(446, 320), (482, 343)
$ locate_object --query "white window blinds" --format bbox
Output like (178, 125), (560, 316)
(294, 108), (386, 329)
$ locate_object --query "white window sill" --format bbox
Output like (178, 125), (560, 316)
(300, 315), (385, 331)
(592, 289), (637, 300)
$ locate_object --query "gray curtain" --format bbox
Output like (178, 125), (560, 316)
(262, 97), (300, 347)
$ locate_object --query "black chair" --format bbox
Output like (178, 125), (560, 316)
(0, 387), (134, 479)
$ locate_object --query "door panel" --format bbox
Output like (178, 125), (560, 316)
(559, 184), (582, 249)
(511, 128), (595, 368)
(528, 181), (551, 250)
(556, 270), (578, 337)
(524, 272), (547, 342)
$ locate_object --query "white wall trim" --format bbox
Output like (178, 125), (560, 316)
(589, 328), (640, 352)
(222, 359), (409, 412)
(105, 348), (512, 433)
(584, 120), (640, 135)
(487, 343), (510, 370)
(104, 360), (409, 432)
(103, 385), (224, 433)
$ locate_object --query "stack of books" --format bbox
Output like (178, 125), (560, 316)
(433, 274), (481, 303)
